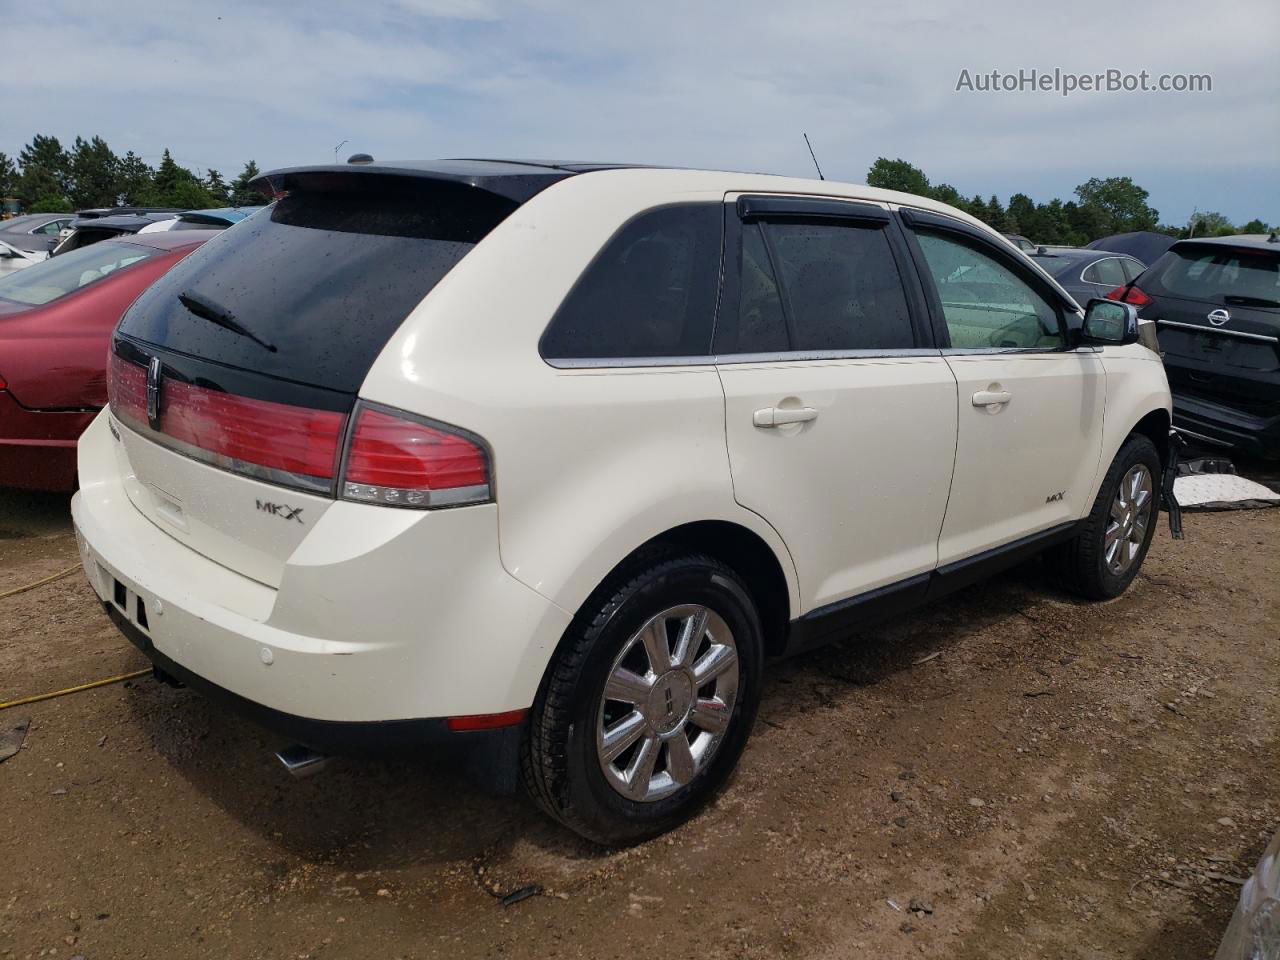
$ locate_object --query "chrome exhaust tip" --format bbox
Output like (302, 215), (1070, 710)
(275, 744), (331, 778)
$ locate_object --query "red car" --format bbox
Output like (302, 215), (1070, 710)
(0, 231), (218, 491)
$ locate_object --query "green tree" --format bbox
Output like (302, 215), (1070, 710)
(229, 160), (262, 205)
(1189, 211), (1235, 237)
(865, 157), (930, 196)
(151, 149), (214, 208)
(928, 182), (965, 208)
(1240, 218), (1271, 235)
(68, 135), (119, 208)
(17, 134), (70, 208)
(1073, 176), (1159, 234)
(0, 152), (17, 199)
(205, 169), (229, 205)
(985, 195), (1008, 232)
(1007, 193), (1036, 237)
(114, 152), (156, 205)
(31, 194), (74, 213)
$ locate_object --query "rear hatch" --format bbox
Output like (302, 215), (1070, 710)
(1138, 241), (1280, 414)
(107, 171), (521, 586)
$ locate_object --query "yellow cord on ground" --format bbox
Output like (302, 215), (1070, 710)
(0, 563), (81, 601)
(0, 669), (152, 711)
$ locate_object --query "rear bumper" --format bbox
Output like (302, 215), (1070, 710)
(1171, 390), (1280, 459)
(72, 410), (573, 729)
(0, 390), (93, 491)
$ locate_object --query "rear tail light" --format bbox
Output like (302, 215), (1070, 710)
(341, 403), (491, 508)
(107, 352), (491, 508)
(1105, 283), (1152, 307)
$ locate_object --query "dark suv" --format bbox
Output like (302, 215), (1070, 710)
(1109, 234), (1280, 459)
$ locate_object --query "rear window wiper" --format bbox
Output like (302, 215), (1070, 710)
(1223, 294), (1280, 308)
(178, 291), (277, 353)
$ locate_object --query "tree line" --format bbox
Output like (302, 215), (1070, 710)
(0, 134), (263, 212)
(867, 157), (1272, 244)
(2, 135), (1271, 242)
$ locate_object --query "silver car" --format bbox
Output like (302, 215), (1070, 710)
(1216, 830), (1280, 959)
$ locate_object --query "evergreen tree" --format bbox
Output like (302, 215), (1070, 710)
(0, 152), (17, 200)
(69, 135), (119, 208)
(229, 160), (262, 206)
(114, 152), (156, 205)
(205, 169), (229, 205)
(17, 134), (70, 208)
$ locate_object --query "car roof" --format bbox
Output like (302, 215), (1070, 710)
(110, 228), (221, 251)
(68, 212), (180, 230)
(178, 206), (263, 224)
(0, 214), (64, 229)
(1172, 234), (1280, 253)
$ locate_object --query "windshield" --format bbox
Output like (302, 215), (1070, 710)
(0, 240), (159, 306)
(1156, 245), (1280, 307)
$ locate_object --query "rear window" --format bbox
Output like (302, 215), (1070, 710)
(0, 240), (159, 306)
(540, 204), (722, 361)
(1152, 245), (1280, 308)
(117, 179), (517, 392)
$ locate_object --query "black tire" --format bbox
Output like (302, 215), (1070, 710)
(1047, 433), (1162, 600)
(521, 552), (763, 846)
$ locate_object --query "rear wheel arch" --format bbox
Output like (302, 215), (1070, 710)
(552, 520), (794, 665)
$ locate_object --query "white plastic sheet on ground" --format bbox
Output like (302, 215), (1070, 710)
(1173, 473), (1280, 511)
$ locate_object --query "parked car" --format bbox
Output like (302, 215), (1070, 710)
(0, 213), (75, 254)
(1215, 828), (1280, 959)
(1003, 233), (1037, 253)
(1086, 230), (1176, 266)
(136, 207), (266, 234)
(1031, 247), (1147, 308)
(0, 230), (216, 491)
(0, 239), (46, 278)
(1109, 234), (1280, 459)
(71, 161), (1173, 844)
(51, 211), (183, 256)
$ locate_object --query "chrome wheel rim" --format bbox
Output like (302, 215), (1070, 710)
(1105, 464), (1153, 575)
(596, 604), (739, 803)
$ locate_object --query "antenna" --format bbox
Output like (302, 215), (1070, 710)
(333, 139), (350, 164)
(803, 133), (825, 181)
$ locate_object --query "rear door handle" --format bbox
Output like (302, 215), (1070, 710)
(753, 406), (819, 428)
(971, 390), (1012, 408)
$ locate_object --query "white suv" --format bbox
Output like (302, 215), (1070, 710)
(72, 160), (1173, 844)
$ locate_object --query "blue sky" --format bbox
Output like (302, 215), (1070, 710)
(5, 0), (1277, 225)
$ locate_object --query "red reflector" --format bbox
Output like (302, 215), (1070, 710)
(341, 405), (490, 507)
(446, 709), (528, 732)
(1104, 284), (1152, 307)
(107, 352), (346, 491)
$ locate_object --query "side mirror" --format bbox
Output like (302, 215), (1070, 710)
(1081, 298), (1139, 346)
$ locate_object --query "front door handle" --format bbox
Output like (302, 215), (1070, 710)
(753, 406), (819, 428)
(971, 390), (1012, 408)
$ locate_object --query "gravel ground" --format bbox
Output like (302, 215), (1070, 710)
(0, 485), (1276, 959)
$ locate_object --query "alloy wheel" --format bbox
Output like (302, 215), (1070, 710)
(596, 604), (739, 802)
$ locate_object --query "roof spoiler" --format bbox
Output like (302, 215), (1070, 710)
(249, 163), (571, 205)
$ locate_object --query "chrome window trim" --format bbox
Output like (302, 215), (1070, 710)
(940, 346), (1073, 357)
(1156, 319), (1279, 344)
(1080, 256), (1124, 285)
(547, 348), (945, 369)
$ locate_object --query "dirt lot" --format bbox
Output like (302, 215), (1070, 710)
(1, 486), (1277, 960)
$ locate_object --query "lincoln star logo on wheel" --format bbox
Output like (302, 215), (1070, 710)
(1207, 308), (1231, 326)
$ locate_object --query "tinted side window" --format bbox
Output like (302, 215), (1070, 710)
(541, 204), (722, 360)
(763, 221), (913, 351)
(1083, 257), (1126, 286)
(1121, 258), (1145, 282)
(915, 230), (1064, 350)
